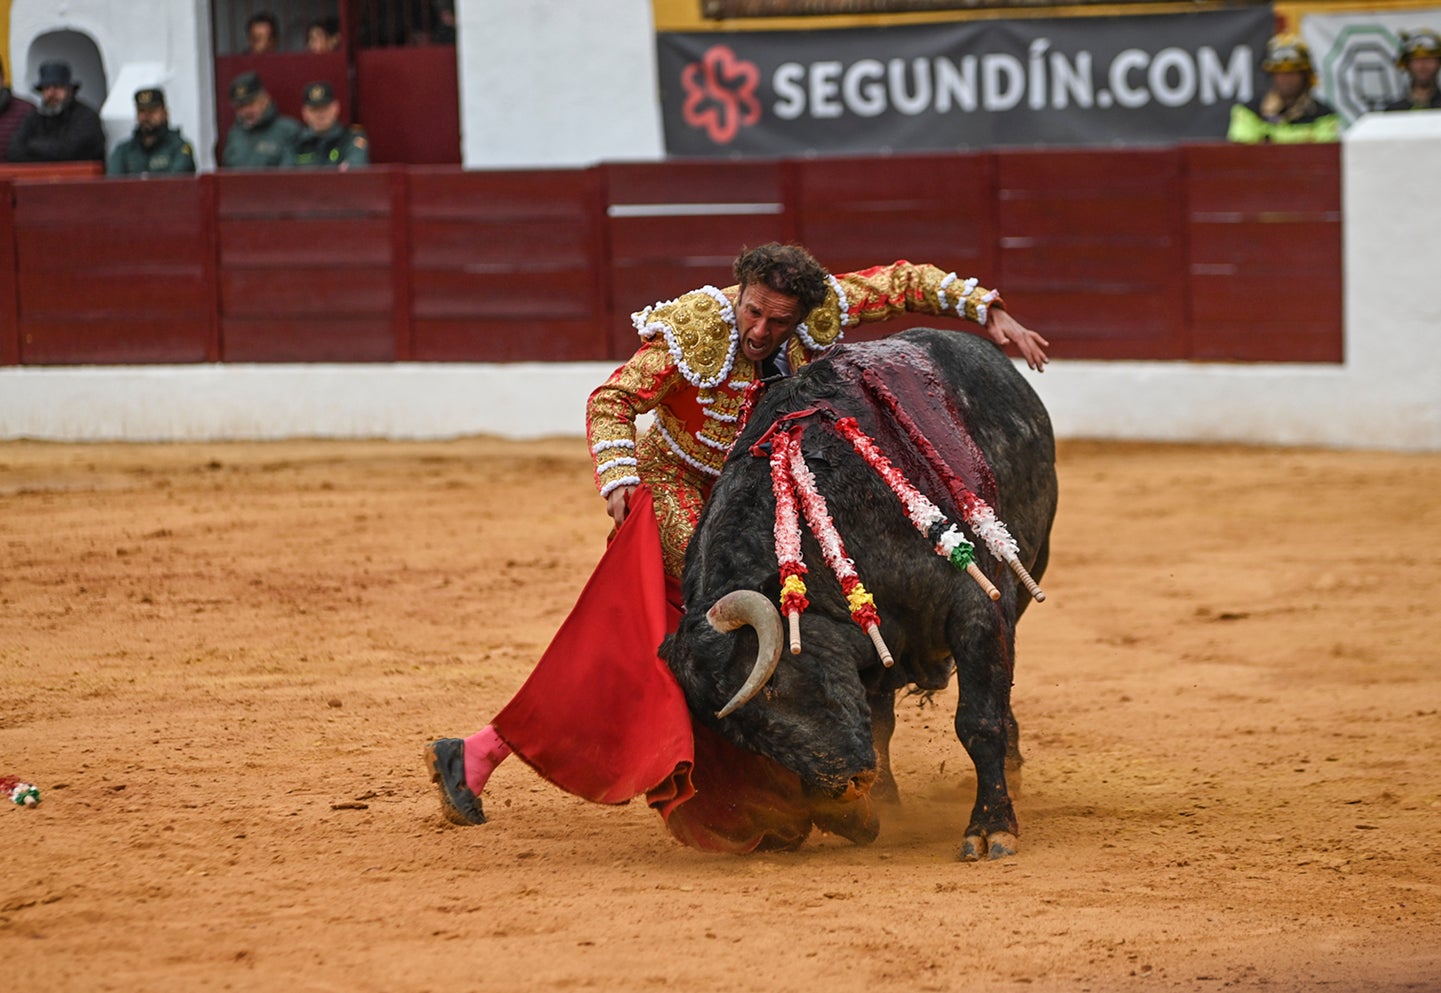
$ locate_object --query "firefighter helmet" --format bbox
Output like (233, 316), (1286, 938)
(1262, 34), (1314, 74)
(1396, 29), (1441, 68)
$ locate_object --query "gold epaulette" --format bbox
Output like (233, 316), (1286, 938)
(794, 273), (852, 353)
(631, 286), (738, 389)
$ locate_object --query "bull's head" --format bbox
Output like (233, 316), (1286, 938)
(669, 589), (879, 816)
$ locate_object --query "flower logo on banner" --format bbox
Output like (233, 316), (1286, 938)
(681, 45), (761, 144)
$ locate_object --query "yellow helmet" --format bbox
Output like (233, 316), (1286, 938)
(1263, 33), (1314, 74)
(1396, 29), (1441, 68)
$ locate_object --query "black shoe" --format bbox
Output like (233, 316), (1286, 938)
(424, 738), (486, 826)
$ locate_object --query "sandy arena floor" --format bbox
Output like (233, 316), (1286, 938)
(1, 436), (1438, 992)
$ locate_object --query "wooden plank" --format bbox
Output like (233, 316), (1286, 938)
(18, 318), (213, 364)
(999, 240), (1179, 286)
(411, 318), (609, 362)
(198, 174), (221, 362)
(0, 162), (103, 181)
(16, 272), (209, 317)
(607, 215), (789, 263)
(1184, 143), (1341, 215)
(219, 268), (394, 317)
(604, 160), (784, 206)
(389, 168), (414, 361)
(218, 217), (394, 266)
(219, 316), (396, 362)
(216, 169), (395, 218)
(410, 217), (598, 269)
(408, 167), (595, 221)
(410, 269), (600, 320)
(0, 180), (17, 365)
(1188, 221), (1342, 269)
(1189, 317), (1344, 363)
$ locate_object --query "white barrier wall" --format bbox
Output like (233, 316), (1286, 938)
(2, 116), (1438, 452)
(457, 0), (664, 167)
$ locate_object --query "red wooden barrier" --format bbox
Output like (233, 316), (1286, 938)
(1183, 142), (1342, 363)
(0, 180), (16, 365)
(406, 167), (608, 361)
(11, 176), (214, 364)
(603, 160), (794, 357)
(996, 147), (1189, 361)
(0, 146), (1344, 369)
(793, 153), (998, 343)
(215, 168), (399, 361)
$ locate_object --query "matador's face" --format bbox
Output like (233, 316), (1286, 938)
(735, 283), (804, 364)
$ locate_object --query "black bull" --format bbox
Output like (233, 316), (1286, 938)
(660, 328), (1057, 860)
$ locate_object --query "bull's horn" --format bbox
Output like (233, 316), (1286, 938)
(708, 590), (784, 719)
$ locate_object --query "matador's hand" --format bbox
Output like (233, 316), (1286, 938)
(605, 485), (637, 528)
(986, 308), (1050, 372)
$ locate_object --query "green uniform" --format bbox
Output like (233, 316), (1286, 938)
(222, 103), (303, 168)
(283, 123), (370, 168)
(107, 127), (196, 175)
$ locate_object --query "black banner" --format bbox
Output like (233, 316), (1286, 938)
(657, 7), (1274, 155)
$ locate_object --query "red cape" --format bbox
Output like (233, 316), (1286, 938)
(491, 486), (816, 853)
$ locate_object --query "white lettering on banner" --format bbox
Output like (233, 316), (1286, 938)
(1199, 45), (1253, 104)
(1052, 50), (1094, 108)
(1110, 49), (1150, 107)
(890, 58), (932, 115)
(770, 43), (1253, 118)
(982, 53), (1025, 111)
(812, 61), (844, 118)
(936, 57), (978, 112)
(773, 63), (806, 119)
(845, 59), (886, 116)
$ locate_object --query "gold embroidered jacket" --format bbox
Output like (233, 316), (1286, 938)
(586, 261), (1002, 498)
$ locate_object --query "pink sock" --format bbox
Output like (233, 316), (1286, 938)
(462, 725), (512, 796)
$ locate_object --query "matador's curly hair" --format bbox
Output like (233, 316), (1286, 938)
(732, 243), (830, 315)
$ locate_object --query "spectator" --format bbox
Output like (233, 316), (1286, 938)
(1385, 30), (1441, 111)
(247, 11), (280, 53)
(221, 71), (302, 168)
(283, 82), (369, 169)
(5, 60), (106, 164)
(107, 88), (196, 176)
(431, 2), (457, 44)
(0, 56), (38, 155)
(306, 17), (342, 53)
(1228, 34), (1340, 144)
(282, 81), (369, 169)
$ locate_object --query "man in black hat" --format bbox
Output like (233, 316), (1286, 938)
(0, 56), (38, 157)
(222, 70), (302, 168)
(283, 81), (369, 169)
(107, 87), (196, 175)
(5, 59), (105, 164)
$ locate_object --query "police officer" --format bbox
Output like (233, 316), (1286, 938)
(1228, 34), (1340, 144)
(1385, 30), (1441, 111)
(107, 88), (196, 175)
(283, 82), (369, 170)
(221, 71), (302, 168)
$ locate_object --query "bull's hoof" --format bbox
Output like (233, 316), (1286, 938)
(960, 830), (1018, 862)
